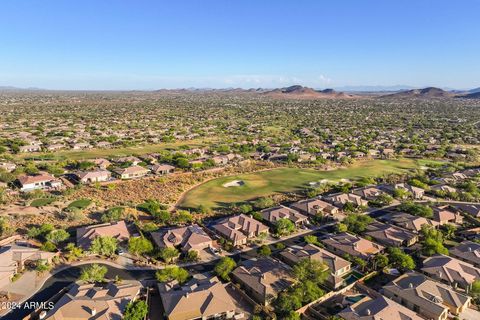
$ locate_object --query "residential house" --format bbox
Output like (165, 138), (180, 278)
(16, 173), (62, 192)
(323, 192), (368, 208)
(321, 232), (384, 260)
(231, 257), (294, 305)
(42, 281), (141, 319)
(113, 165), (150, 179)
(393, 183), (425, 199)
(421, 255), (480, 290)
(432, 206), (463, 225)
(453, 203), (480, 218)
(260, 205), (308, 227)
(338, 295), (423, 320)
(279, 244), (351, 289)
(289, 198), (340, 219)
(380, 212), (439, 233)
(351, 186), (386, 201)
(158, 274), (237, 320)
(0, 244), (56, 288)
(92, 158), (112, 169)
(383, 272), (471, 320)
(151, 224), (213, 253)
(74, 169), (111, 184)
(114, 156), (142, 165)
(450, 241), (480, 267)
(149, 163), (175, 175)
(212, 214), (269, 246)
(76, 221), (130, 250)
(430, 184), (458, 194)
(364, 221), (418, 247)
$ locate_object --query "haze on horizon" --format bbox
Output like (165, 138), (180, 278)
(1, 0), (479, 91)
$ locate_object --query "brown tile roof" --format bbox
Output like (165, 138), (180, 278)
(76, 221), (130, 250)
(384, 272), (470, 319)
(44, 280), (140, 319)
(321, 232), (384, 259)
(151, 224), (212, 252)
(232, 258), (294, 303)
(364, 221), (417, 247)
(212, 214), (268, 243)
(422, 254), (480, 288)
(339, 295), (423, 320)
(260, 205), (308, 224)
(158, 275), (236, 320)
(450, 241), (480, 267)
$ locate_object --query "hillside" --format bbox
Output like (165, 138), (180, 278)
(380, 87), (454, 99)
(263, 85), (357, 99)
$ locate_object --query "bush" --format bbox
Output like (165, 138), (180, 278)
(214, 257), (236, 281)
(80, 264), (107, 283)
(156, 266), (189, 284)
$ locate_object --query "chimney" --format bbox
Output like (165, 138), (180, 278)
(468, 247), (472, 252)
(365, 309), (371, 316)
(184, 292), (190, 298)
(39, 311), (47, 320)
(408, 282), (413, 288)
(91, 308), (97, 316)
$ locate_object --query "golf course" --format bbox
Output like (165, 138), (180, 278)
(179, 158), (435, 209)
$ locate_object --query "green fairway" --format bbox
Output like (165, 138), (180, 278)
(179, 159), (422, 209)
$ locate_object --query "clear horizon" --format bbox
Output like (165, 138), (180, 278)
(1, 0), (479, 90)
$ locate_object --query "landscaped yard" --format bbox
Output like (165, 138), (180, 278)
(179, 159), (423, 209)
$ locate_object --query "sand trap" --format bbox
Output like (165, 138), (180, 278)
(340, 178), (351, 183)
(222, 180), (245, 188)
(319, 179), (330, 184)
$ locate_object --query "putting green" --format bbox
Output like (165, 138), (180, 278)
(179, 159), (423, 209)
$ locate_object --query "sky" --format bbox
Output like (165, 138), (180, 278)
(0, 0), (479, 90)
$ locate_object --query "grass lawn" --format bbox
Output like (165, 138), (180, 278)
(30, 198), (55, 207)
(67, 198), (92, 210)
(17, 138), (215, 161)
(180, 159), (423, 210)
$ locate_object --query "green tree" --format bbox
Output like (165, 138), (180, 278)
(40, 241), (57, 252)
(214, 257), (237, 281)
(80, 264), (107, 283)
(128, 237), (154, 256)
(304, 235), (319, 245)
(275, 218), (296, 236)
(421, 225), (448, 256)
(158, 247), (180, 263)
(336, 223), (348, 233)
(254, 197), (275, 209)
(293, 259), (328, 285)
(65, 243), (84, 261)
(123, 300), (148, 320)
(152, 210), (171, 224)
(343, 213), (373, 234)
(156, 266), (189, 284)
(174, 210), (193, 224)
(101, 207), (124, 222)
(388, 247), (415, 271)
(258, 245), (272, 256)
(374, 254), (389, 269)
(90, 236), (118, 257)
(184, 250), (199, 262)
(45, 229), (70, 245)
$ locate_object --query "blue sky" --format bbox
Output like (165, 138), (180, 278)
(1, 0), (479, 90)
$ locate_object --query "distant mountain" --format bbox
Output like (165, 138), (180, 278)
(458, 92), (480, 99)
(334, 85), (417, 92)
(380, 87), (454, 99)
(468, 87), (480, 94)
(263, 85), (357, 99)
